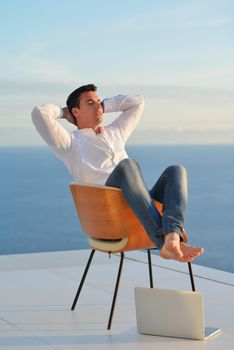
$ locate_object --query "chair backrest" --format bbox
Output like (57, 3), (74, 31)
(70, 182), (163, 252)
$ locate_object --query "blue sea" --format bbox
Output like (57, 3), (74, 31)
(0, 145), (233, 273)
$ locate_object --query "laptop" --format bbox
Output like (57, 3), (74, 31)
(134, 287), (221, 340)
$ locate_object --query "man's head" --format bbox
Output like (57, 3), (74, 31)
(66, 84), (103, 131)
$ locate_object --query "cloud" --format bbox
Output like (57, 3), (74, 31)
(129, 127), (234, 145)
(0, 51), (75, 84)
(1, 125), (233, 147)
(24, 58), (73, 82)
(114, 0), (233, 32)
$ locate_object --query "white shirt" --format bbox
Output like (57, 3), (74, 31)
(31, 95), (144, 185)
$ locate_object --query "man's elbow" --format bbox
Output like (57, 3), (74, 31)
(138, 95), (144, 105)
(136, 95), (144, 110)
(31, 104), (52, 124)
(31, 105), (51, 129)
(31, 106), (42, 124)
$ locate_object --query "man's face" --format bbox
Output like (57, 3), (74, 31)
(72, 91), (103, 129)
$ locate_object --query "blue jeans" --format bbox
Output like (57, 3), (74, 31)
(105, 159), (188, 250)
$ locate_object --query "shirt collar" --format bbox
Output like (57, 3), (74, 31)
(77, 126), (104, 136)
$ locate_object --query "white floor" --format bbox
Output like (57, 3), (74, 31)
(0, 249), (233, 350)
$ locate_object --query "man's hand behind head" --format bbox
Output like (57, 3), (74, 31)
(62, 107), (77, 126)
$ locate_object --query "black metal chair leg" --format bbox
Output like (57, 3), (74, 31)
(107, 252), (125, 330)
(188, 262), (196, 291)
(71, 249), (96, 310)
(147, 249), (154, 288)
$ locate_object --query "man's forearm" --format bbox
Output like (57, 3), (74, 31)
(105, 94), (144, 142)
(102, 95), (143, 114)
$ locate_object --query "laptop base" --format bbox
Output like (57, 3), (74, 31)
(134, 287), (221, 341)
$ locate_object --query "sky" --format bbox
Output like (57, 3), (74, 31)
(0, 0), (233, 145)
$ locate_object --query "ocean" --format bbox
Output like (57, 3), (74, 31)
(0, 145), (233, 273)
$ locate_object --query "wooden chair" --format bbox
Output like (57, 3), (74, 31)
(70, 182), (196, 329)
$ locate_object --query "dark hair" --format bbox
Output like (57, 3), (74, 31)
(66, 84), (97, 114)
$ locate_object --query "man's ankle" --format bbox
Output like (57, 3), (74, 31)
(164, 232), (180, 242)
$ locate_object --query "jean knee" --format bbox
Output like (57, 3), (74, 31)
(117, 158), (139, 174)
(165, 165), (187, 181)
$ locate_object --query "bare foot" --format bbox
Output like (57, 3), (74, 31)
(159, 233), (204, 262)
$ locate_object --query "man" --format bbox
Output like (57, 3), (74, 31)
(31, 84), (204, 262)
